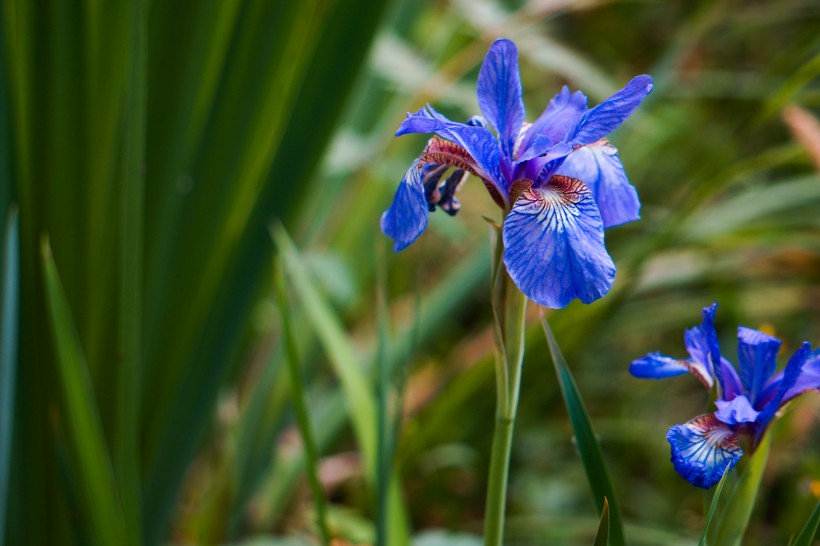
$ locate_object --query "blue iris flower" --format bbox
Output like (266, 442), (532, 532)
(630, 303), (820, 489)
(381, 39), (653, 308)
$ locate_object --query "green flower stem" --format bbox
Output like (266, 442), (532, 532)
(483, 227), (528, 546)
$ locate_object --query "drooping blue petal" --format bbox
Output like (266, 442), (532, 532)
(502, 175), (615, 308)
(517, 86), (587, 154)
(557, 140), (640, 228)
(715, 395), (759, 425)
(568, 75), (654, 146)
(477, 39), (525, 165)
(685, 304), (743, 400)
(381, 162), (429, 252)
(396, 106), (507, 200)
(667, 414), (743, 489)
(737, 326), (781, 402)
(754, 342), (813, 439)
(630, 352), (714, 389)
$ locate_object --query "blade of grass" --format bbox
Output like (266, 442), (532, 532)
(41, 238), (126, 546)
(0, 209), (19, 546)
(698, 466), (732, 545)
(539, 311), (626, 546)
(791, 496), (820, 546)
(275, 256), (331, 546)
(274, 225), (410, 546)
(705, 433), (771, 546)
(593, 498), (610, 546)
(117, 0), (146, 543)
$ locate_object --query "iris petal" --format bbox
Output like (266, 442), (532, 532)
(477, 39), (525, 165)
(381, 162), (429, 251)
(557, 140), (640, 228)
(397, 107), (507, 201)
(518, 86), (587, 153)
(502, 175), (615, 308)
(569, 75), (654, 146)
(667, 414), (743, 489)
(714, 395), (759, 425)
(630, 352), (714, 389)
(780, 351), (820, 407)
(755, 342), (814, 439)
(685, 304), (743, 400)
(737, 326), (781, 401)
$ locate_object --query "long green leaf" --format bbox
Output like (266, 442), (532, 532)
(698, 466), (732, 545)
(0, 209), (19, 546)
(117, 0), (146, 543)
(275, 256), (331, 546)
(41, 238), (126, 546)
(705, 434), (771, 546)
(274, 225), (410, 546)
(540, 312), (626, 546)
(593, 498), (610, 546)
(791, 496), (820, 546)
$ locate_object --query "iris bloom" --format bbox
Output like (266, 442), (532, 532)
(631, 303), (820, 489)
(381, 39), (653, 308)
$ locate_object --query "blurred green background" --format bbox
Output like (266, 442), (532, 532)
(1, 0), (819, 545)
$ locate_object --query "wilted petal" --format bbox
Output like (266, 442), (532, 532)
(715, 395), (759, 425)
(477, 39), (525, 164)
(630, 352), (714, 389)
(381, 162), (429, 251)
(518, 86), (587, 153)
(667, 414), (743, 489)
(397, 106), (507, 201)
(557, 140), (640, 228)
(502, 175), (615, 308)
(737, 326), (781, 401)
(569, 75), (654, 146)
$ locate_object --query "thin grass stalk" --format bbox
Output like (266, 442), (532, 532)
(275, 257), (330, 546)
(375, 238), (391, 546)
(117, 0), (146, 543)
(0, 210), (19, 546)
(483, 226), (527, 546)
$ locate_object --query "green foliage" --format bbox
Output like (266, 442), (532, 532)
(704, 435), (771, 546)
(541, 314), (626, 546)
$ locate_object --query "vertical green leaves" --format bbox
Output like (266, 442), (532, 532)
(703, 435), (771, 546)
(41, 239), (126, 546)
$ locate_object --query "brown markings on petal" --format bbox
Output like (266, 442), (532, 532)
(420, 136), (507, 210)
(508, 178), (534, 206)
(544, 174), (590, 204)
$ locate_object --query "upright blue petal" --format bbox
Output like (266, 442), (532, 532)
(685, 304), (743, 400)
(568, 75), (653, 146)
(754, 342), (813, 439)
(396, 106), (507, 200)
(381, 162), (429, 251)
(736, 326), (781, 402)
(517, 86), (587, 154)
(502, 175), (615, 308)
(667, 414), (743, 489)
(477, 39), (525, 165)
(557, 140), (641, 228)
(630, 352), (714, 389)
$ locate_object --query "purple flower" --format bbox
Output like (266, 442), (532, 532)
(381, 39), (653, 308)
(630, 303), (820, 489)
